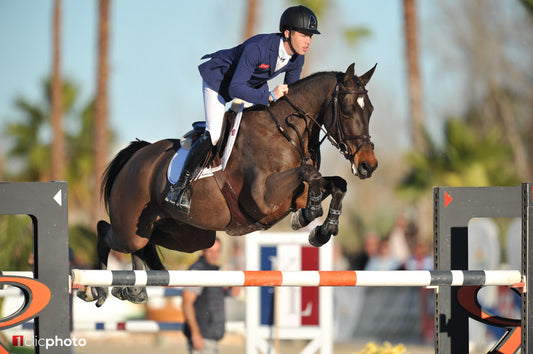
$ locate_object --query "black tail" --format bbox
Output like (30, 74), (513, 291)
(101, 140), (151, 213)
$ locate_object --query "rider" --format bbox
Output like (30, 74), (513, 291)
(165, 5), (321, 213)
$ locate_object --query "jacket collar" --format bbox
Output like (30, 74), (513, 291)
(269, 33), (301, 75)
(268, 34), (281, 76)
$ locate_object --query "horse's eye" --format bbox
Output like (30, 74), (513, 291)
(341, 107), (352, 117)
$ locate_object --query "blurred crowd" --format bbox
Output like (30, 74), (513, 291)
(331, 214), (435, 344)
(341, 214), (433, 273)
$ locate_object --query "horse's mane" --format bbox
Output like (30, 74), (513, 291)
(288, 71), (339, 91)
(242, 71), (340, 113)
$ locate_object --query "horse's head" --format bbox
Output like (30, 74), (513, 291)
(326, 63), (378, 179)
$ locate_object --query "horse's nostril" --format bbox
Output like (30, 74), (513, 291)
(358, 161), (377, 178)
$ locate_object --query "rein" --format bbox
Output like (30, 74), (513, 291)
(266, 106), (305, 160)
(267, 81), (373, 163)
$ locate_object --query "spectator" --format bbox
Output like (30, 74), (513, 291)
(364, 238), (401, 271)
(405, 238), (434, 343)
(388, 214), (411, 266)
(348, 231), (380, 270)
(333, 242), (350, 270)
(182, 237), (240, 353)
(405, 239), (433, 271)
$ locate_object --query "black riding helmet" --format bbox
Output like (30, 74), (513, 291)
(279, 5), (320, 35)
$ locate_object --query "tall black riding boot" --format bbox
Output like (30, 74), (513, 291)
(165, 131), (213, 213)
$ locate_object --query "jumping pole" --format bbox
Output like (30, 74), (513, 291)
(70, 269), (522, 288)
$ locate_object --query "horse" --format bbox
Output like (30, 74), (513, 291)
(78, 63), (378, 306)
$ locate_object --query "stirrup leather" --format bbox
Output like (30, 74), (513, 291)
(176, 188), (191, 212)
(165, 131), (212, 213)
(165, 185), (192, 212)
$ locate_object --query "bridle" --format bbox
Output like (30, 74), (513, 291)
(267, 78), (373, 163)
(321, 82), (374, 161)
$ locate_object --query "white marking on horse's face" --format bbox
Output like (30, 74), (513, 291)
(351, 162), (358, 176)
(357, 96), (365, 109)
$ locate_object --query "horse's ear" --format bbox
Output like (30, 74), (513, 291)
(343, 63), (355, 85)
(359, 63), (377, 86)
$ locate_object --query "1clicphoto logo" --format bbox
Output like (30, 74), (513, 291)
(0, 276), (52, 354)
(12, 335), (87, 350)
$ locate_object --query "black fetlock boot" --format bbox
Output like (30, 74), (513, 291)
(165, 131), (213, 213)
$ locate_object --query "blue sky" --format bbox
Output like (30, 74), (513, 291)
(0, 0), (440, 151)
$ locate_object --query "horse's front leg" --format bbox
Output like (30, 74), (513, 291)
(291, 165), (325, 230)
(308, 176), (347, 247)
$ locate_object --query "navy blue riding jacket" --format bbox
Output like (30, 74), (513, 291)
(198, 33), (305, 106)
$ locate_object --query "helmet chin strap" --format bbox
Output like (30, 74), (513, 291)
(284, 30), (297, 56)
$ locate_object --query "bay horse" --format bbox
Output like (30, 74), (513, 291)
(79, 63), (378, 306)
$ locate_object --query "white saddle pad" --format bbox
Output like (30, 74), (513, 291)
(167, 104), (244, 184)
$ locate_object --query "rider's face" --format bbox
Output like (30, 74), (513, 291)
(284, 30), (313, 56)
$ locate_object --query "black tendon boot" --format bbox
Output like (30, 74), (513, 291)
(165, 131), (213, 213)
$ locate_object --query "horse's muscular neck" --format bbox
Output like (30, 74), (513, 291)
(289, 72), (338, 120)
(284, 72), (338, 153)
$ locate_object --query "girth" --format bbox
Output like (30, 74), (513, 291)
(211, 156), (270, 236)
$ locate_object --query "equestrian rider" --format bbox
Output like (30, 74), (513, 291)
(165, 5), (320, 213)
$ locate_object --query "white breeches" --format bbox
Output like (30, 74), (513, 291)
(203, 81), (227, 145)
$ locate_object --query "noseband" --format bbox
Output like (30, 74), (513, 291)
(278, 81), (373, 162)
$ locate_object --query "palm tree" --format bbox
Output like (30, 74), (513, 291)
(67, 99), (115, 222)
(243, 0), (258, 40)
(4, 79), (79, 182)
(5, 97), (51, 181)
(0, 150), (4, 179)
(403, 0), (425, 152)
(519, 0), (533, 179)
(92, 0), (111, 226)
(399, 118), (520, 200)
(51, 0), (65, 180)
(2, 77), (115, 267)
(521, 0), (533, 13)
(0, 215), (34, 271)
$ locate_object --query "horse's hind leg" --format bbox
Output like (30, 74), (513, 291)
(111, 244), (165, 304)
(309, 176), (347, 247)
(139, 243), (166, 271)
(76, 220), (111, 307)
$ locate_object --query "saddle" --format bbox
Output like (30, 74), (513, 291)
(173, 103), (252, 232)
(179, 99), (244, 169)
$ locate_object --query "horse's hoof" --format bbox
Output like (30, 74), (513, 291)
(291, 210), (305, 230)
(76, 286), (109, 307)
(95, 287), (109, 307)
(112, 286), (148, 304)
(308, 225), (331, 247)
